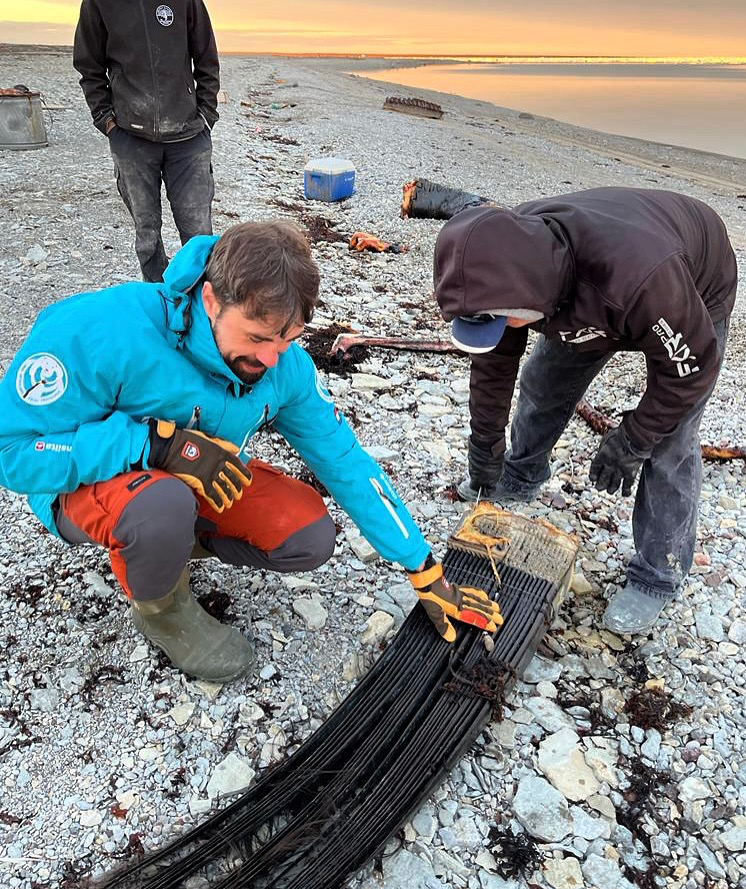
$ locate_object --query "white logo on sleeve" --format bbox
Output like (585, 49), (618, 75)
(156, 5), (174, 26)
(652, 318), (700, 377)
(16, 353), (68, 405)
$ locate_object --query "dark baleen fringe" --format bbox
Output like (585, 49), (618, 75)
(97, 541), (569, 889)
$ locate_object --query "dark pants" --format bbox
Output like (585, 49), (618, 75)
(500, 319), (729, 598)
(109, 127), (214, 282)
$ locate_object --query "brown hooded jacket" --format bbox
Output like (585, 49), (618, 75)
(434, 187), (737, 454)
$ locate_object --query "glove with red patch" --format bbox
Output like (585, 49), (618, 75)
(407, 555), (503, 642)
(145, 419), (252, 513)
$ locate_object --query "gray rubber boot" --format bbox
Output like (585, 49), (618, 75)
(457, 477), (538, 503)
(131, 569), (256, 682)
(602, 582), (669, 635)
(191, 538), (214, 560)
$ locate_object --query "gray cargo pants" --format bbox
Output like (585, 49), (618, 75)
(109, 126), (214, 282)
(499, 318), (729, 599)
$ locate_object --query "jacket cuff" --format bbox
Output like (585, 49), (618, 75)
(620, 415), (655, 459)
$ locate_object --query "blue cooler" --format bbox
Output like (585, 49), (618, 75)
(304, 157), (356, 202)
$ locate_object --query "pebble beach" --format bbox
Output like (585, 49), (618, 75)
(1, 47), (745, 889)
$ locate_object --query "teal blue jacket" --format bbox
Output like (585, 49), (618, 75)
(0, 236), (429, 569)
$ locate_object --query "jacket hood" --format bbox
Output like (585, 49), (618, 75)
(163, 234), (218, 295)
(433, 205), (574, 321)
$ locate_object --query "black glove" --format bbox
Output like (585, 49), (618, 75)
(589, 423), (649, 497)
(468, 436), (504, 493)
(146, 419), (252, 512)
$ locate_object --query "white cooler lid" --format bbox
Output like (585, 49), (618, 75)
(304, 157), (356, 174)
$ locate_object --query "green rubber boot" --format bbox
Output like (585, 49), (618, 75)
(131, 569), (255, 683)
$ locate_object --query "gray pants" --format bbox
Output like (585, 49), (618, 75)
(109, 127), (214, 282)
(500, 319), (729, 598)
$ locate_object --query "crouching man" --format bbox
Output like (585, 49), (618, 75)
(433, 187), (736, 635)
(0, 222), (500, 683)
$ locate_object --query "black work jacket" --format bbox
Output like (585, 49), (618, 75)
(73, 0), (219, 141)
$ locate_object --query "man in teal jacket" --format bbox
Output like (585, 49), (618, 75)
(0, 221), (500, 682)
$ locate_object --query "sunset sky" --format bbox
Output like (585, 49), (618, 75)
(1, 0), (745, 57)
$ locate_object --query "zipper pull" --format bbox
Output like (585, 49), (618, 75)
(186, 405), (202, 430)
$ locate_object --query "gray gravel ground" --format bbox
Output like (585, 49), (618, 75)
(1, 47), (745, 889)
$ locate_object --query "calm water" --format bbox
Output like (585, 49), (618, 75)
(364, 62), (746, 159)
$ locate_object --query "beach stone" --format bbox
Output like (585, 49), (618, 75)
(544, 856), (584, 889)
(348, 535), (379, 563)
(206, 753), (255, 800)
(412, 810), (437, 840)
(364, 444), (399, 461)
(523, 655), (563, 684)
(720, 827), (746, 852)
(539, 729), (600, 801)
(583, 737), (620, 787)
(292, 595), (329, 630)
(381, 849), (439, 888)
(582, 854), (635, 889)
(696, 840), (727, 879)
(79, 809), (102, 827)
(695, 610), (725, 642)
(526, 697), (576, 733)
(167, 703), (195, 726)
(513, 775), (572, 841)
(351, 373), (392, 391)
(362, 611), (395, 645)
(679, 776), (711, 802)
(479, 875), (523, 889)
(571, 805), (611, 840)
(728, 619), (746, 644)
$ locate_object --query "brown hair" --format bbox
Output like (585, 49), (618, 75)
(205, 221), (320, 329)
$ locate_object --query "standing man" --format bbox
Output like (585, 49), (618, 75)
(73, 0), (220, 282)
(0, 221), (501, 684)
(434, 187), (737, 635)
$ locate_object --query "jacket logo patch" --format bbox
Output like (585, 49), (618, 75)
(558, 327), (607, 344)
(16, 353), (68, 406)
(34, 441), (72, 453)
(156, 5), (174, 26)
(181, 442), (201, 461)
(652, 318), (700, 377)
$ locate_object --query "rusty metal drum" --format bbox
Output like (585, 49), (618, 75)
(0, 87), (48, 150)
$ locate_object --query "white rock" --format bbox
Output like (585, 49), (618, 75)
(720, 827), (746, 852)
(538, 728), (600, 801)
(189, 796), (212, 816)
(167, 703), (195, 726)
(351, 373), (392, 390)
(362, 610), (395, 645)
(138, 746), (162, 762)
(206, 753), (256, 800)
(544, 855), (584, 889)
(129, 643), (150, 663)
(282, 575), (319, 593)
(79, 809), (102, 827)
(292, 595), (329, 630)
(526, 697), (576, 733)
(348, 535), (379, 563)
(513, 775), (572, 842)
(679, 776), (711, 802)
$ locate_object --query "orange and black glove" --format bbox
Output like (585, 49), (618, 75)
(407, 555), (503, 643)
(146, 419), (252, 513)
